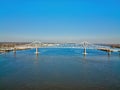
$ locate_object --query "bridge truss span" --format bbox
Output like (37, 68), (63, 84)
(14, 41), (119, 55)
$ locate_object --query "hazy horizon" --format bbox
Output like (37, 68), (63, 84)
(0, 0), (120, 44)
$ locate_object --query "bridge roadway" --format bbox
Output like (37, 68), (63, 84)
(0, 41), (120, 55)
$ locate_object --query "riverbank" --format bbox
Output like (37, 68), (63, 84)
(0, 42), (30, 53)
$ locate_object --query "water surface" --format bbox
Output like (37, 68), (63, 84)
(0, 48), (120, 90)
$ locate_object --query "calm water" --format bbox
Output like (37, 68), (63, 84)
(0, 48), (120, 90)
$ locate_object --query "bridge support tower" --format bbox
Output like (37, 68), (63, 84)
(108, 51), (111, 56)
(107, 49), (111, 56)
(82, 41), (88, 55)
(118, 51), (120, 56)
(35, 47), (39, 55)
(13, 48), (16, 53)
(83, 47), (87, 55)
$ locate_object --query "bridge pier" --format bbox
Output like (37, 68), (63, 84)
(13, 48), (16, 53)
(35, 47), (39, 55)
(118, 51), (120, 56)
(82, 41), (88, 55)
(108, 51), (111, 56)
(83, 47), (87, 55)
(107, 49), (112, 56)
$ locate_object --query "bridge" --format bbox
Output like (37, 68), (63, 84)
(10, 41), (119, 56)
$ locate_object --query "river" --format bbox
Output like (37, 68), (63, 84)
(0, 48), (120, 90)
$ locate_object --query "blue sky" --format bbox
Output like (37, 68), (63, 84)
(0, 0), (120, 43)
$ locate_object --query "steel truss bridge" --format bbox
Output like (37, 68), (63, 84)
(13, 41), (120, 55)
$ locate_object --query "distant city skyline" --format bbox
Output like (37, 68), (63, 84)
(0, 0), (120, 43)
